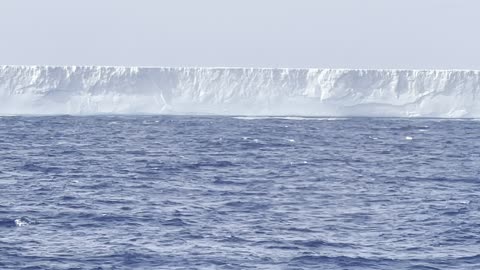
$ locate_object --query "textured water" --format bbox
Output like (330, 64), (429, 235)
(1, 115), (480, 270)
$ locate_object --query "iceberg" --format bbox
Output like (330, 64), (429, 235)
(1, 65), (480, 117)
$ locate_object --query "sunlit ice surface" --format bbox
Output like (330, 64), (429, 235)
(1, 66), (480, 118)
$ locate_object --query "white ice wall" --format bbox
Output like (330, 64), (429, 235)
(1, 66), (480, 117)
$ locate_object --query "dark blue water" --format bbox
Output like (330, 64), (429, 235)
(1, 115), (480, 270)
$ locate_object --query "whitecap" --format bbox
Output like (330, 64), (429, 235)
(14, 217), (37, 227)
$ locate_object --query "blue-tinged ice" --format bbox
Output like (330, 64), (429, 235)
(1, 66), (480, 117)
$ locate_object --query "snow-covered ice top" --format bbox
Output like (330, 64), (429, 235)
(1, 65), (480, 117)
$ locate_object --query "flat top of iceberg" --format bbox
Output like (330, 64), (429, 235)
(2, 65), (480, 72)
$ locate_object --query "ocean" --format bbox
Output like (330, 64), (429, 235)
(1, 115), (479, 269)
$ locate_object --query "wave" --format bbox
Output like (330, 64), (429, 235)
(1, 66), (480, 117)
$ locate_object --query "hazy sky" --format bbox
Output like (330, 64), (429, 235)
(0, 0), (479, 69)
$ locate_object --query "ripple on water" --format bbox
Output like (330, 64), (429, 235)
(1, 116), (480, 269)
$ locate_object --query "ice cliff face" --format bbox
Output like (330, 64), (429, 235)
(1, 65), (480, 117)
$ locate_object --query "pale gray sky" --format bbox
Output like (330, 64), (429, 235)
(0, 0), (478, 69)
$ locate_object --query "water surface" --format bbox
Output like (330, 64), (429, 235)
(1, 116), (479, 269)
